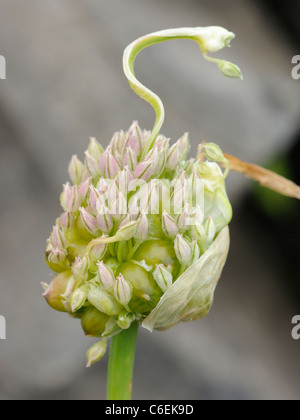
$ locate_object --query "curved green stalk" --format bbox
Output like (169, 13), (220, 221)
(107, 322), (139, 400)
(123, 26), (242, 160)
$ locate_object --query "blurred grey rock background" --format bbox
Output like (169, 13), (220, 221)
(0, 0), (299, 400)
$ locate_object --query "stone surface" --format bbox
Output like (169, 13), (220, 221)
(0, 0), (299, 400)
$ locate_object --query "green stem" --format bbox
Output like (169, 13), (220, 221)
(123, 27), (242, 160)
(106, 322), (139, 400)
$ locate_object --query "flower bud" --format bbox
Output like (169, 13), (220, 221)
(43, 271), (73, 312)
(47, 247), (68, 266)
(218, 60), (243, 79)
(59, 211), (74, 231)
(86, 339), (107, 367)
(68, 155), (85, 185)
(88, 283), (122, 316)
(79, 207), (99, 235)
(85, 151), (101, 178)
(72, 256), (89, 282)
(153, 264), (173, 292)
(70, 284), (88, 312)
(119, 262), (162, 313)
(123, 147), (138, 171)
(114, 274), (132, 307)
(178, 133), (190, 161)
(205, 217), (216, 244)
(60, 183), (81, 212)
(110, 131), (127, 155)
(88, 239), (108, 272)
(78, 178), (90, 201)
(105, 150), (121, 179)
(81, 306), (110, 337)
(136, 213), (149, 240)
(162, 212), (178, 238)
(191, 240), (200, 264)
(96, 178), (109, 194)
(96, 205), (114, 234)
(97, 261), (115, 292)
(88, 137), (104, 160)
(50, 225), (67, 250)
(117, 311), (135, 330)
(126, 121), (143, 157)
(177, 203), (191, 232)
(174, 234), (192, 266)
(88, 186), (101, 214)
(134, 160), (153, 181)
(166, 142), (180, 171)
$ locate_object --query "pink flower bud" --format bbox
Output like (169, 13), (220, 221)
(126, 121), (143, 157)
(59, 211), (74, 231)
(136, 213), (148, 240)
(50, 225), (67, 249)
(88, 236), (108, 272)
(60, 183), (81, 212)
(97, 261), (115, 291)
(78, 178), (90, 201)
(166, 142), (180, 171)
(114, 274), (132, 306)
(85, 151), (101, 178)
(177, 203), (191, 232)
(134, 161), (153, 181)
(48, 247), (68, 265)
(72, 256), (89, 282)
(68, 155), (85, 185)
(162, 212), (178, 238)
(174, 234), (192, 266)
(105, 150), (121, 179)
(88, 137), (103, 160)
(96, 205), (114, 234)
(123, 146), (137, 171)
(110, 131), (127, 155)
(79, 207), (99, 235)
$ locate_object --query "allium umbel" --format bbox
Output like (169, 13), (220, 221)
(43, 26), (300, 374)
(44, 122), (231, 357)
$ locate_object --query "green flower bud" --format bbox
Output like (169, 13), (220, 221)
(88, 283), (123, 316)
(153, 264), (173, 292)
(117, 311), (136, 330)
(86, 339), (107, 367)
(70, 284), (88, 313)
(174, 234), (192, 266)
(43, 271), (73, 313)
(218, 60), (243, 79)
(119, 262), (162, 313)
(81, 306), (110, 337)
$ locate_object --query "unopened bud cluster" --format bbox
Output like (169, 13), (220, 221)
(43, 122), (232, 365)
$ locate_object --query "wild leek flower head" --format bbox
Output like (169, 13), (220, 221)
(43, 26), (242, 366)
(43, 123), (231, 359)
